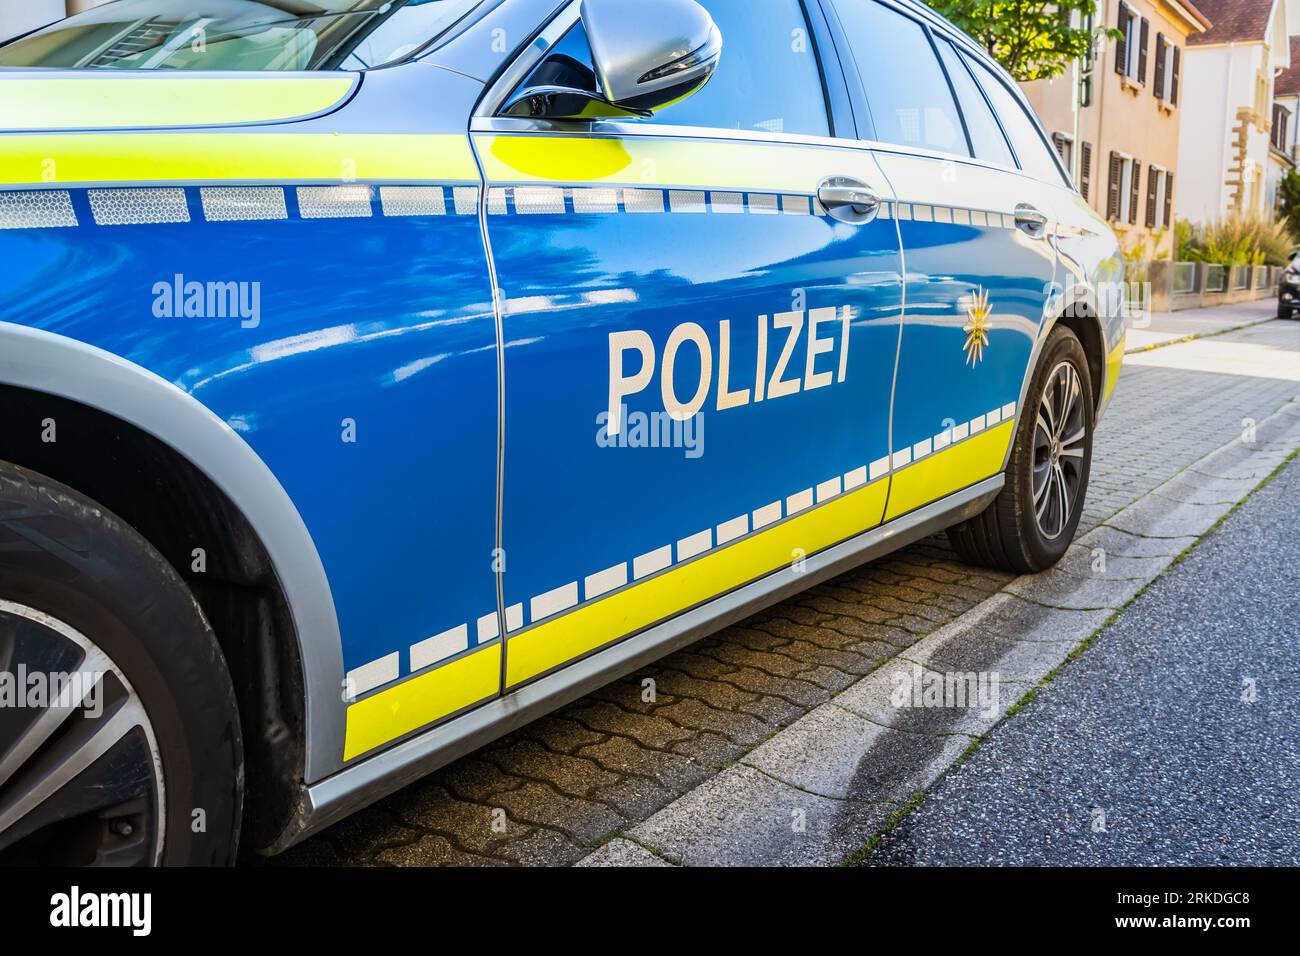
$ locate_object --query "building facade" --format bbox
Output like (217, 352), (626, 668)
(1176, 0), (1292, 224)
(1022, 0), (1210, 259)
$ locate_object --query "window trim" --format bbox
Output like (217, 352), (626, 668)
(475, 0), (840, 142)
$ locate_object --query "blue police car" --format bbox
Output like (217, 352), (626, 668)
(0, 0), (1123, 864)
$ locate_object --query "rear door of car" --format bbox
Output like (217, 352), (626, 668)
(471, 0), (907, 691)
(824, 0), (1062, 520)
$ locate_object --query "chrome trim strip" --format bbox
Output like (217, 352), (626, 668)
(0, 323), (346, 783)
(272, 474), (1003, 852)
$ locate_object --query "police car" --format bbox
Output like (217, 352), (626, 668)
(0, 0), (1123, 865)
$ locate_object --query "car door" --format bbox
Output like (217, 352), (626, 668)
(472, 0), (906, 690)
(826, 0), (1061, 521)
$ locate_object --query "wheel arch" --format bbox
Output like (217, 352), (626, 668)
(0, 323), (345, 838)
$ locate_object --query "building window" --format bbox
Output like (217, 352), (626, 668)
(1146, 166), (1173, 229)
(1108, 151), (1141, 224)
(1272, 103), (1291, 152)
(1115, 3), (1149, 85)
(1153, 33), (1181, 104)
(1051, 132), (1074, 173)
(1080, 141), (1093, 200)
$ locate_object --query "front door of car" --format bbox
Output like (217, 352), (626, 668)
(827, 0), (1061, 520)
(473, 0), (906, 690)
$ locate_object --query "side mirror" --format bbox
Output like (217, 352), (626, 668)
(501, 0), (721, 121)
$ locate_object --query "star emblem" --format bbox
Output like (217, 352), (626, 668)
(962, 287), (992, 367)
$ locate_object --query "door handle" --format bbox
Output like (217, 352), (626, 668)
(1014, 203), (1049, 238)
(818, 176), (881, 224)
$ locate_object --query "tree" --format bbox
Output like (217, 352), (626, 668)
(924, 1), (1113, 82)
(1277, 169), (1300, 244)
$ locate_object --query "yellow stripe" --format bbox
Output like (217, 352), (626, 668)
(344, 643), (501, 761)
(0, 133), (479, 187)
(1104, 335), (1125, 401)
(0, 76), (355, 131)
(505, 481), (890, 688)
(884, 421), (1014, 521)
(474, 133), (875, 193)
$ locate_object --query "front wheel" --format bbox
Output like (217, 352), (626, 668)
(947, 324), (1095, 573)
(0, 462), (243, 865)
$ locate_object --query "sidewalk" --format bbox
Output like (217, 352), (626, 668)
(1125, 299), (1277, 353)
(867, 452), (1300, 866)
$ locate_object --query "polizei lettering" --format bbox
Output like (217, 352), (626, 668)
(607, 305), (853, 434)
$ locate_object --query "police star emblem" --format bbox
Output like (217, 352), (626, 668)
(962, 286), (992, 367)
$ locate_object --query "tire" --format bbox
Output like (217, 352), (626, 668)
(0, 461), (242, 865)
(947, 324), (1095, 574)
(1279, 304), (1294, 320)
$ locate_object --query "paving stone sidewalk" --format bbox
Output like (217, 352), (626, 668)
(273, 316), (1300, 867)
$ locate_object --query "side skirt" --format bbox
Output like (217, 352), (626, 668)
(266, 474), (1004, 853)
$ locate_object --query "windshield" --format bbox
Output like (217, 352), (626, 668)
(0, 0), (485, 72)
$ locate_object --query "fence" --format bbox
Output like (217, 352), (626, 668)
(1146, 261), (1280, 312)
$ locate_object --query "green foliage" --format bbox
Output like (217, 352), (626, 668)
(1178, 214), (1294, 266)
(1277, 169), (1300, 243)
(924, 1), (1114, 81)
(1174, 219), (1196, 261)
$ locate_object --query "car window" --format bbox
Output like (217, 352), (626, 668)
(831, 0), (968, 156)
(511, 0), (830, 138)
(934, 38), (1015, 168)
(963, 53), (1070, 186)
(0, 0), (485, 71)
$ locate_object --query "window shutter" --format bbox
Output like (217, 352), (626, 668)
(1115, 7), (1128, 76)
(1172, 46), (1181, 105)
(1051, 132), (1067, 163)
(1164, 172), (1174, 229)
(1146, 169), (1159, 228)
(1138, 18), (1150, 85)
(1154, 33), (1167, 99)
(1081, 142), (1093, 201)
(1108, 151), (1122, 220)
(1130, 160), (1142, 225)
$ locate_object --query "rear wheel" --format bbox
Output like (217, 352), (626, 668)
(1279, 303), (1294, 320)
(0, 461), (242, 865)
(947, 324), (1094, 573)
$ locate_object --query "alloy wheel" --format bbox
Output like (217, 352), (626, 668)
(1031, 360), (1088, 540)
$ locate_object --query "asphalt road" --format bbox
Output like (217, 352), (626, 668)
(868, 451), (1300, 866)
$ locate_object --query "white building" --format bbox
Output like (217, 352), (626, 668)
(1176, 0), (1293, 223)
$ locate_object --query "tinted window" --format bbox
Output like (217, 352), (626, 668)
(832, 0), (968, 156)
(0, 0), (484, 71)
(934, 38), (1015, 167)
(964, 54), (1069, 186)
(516, 0), (830, 137)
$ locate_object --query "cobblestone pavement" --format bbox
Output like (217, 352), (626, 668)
(272, 311), (1300, 867)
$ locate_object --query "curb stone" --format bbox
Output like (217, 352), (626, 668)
(575, 400), (1300, 866)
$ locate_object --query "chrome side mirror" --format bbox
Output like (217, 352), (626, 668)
(501, 0), (721, 121)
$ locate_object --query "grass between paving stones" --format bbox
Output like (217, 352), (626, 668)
(839, 446), (1300, 867)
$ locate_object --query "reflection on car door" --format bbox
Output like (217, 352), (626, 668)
(473, 0), (906, 691)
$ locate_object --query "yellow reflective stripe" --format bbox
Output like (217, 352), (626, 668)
(0, 133), (479, 186)
(344, 643), (501, 762)
(505, 481), (890, 688)
(1104, 335), (1125, 401)
(475, 132), (871, 193)
(884, 421), (1014, 521)
(0, 76), (355, 131)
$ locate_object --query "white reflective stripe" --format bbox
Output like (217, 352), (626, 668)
(677, 529), (713, 561)
(711, 191), (745, 213)
(953, 422), (970, 441)
(505, 603), (524, 632)
(869, 457), (891, 481)
(716, 515), (749, 544)
(486, 187), (509, 215)
(379, 185), (445, 217)
(934, 428), (953, 450)
(202, 186), (288, 222)
(411, 624), (469, 672)
(573, 187), (620, 213)
(297, 184), (373, 219)
(970, 414), (986, 434)
(844, 466), (868, 490)
(89, 187), (189, 226)
(752, 501), (782, 529)
(786, 488), (814, 514)
(0, 189), (77, 229)
(531, 582), (579, 622)
(912, 437), (933, 460)
(891, 448), (912, 469)
(815, 477), (841, 503)
(623, 188), (664, 213)
(782, 195), (811, 215)
(669, 189), (707, 213)
(585, 563), (628, 600)
(748, 193), (779, 214)
(452, 186), (480, 215)
(985, 407), (1002, 425)
(515, 186), (565, 214)
(477, 611), (500, 643)
(1002, 402), (1017, 420)
(633, 545), (672, 579)
(347, 653), (399, 699)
